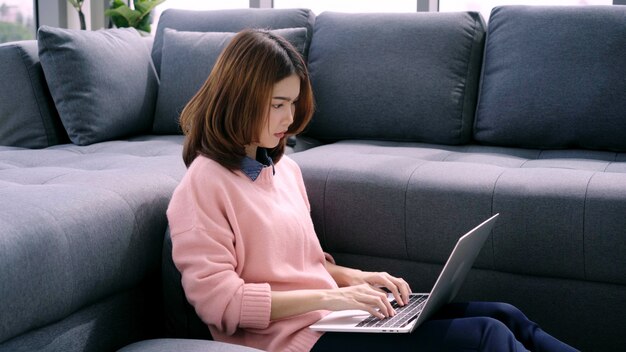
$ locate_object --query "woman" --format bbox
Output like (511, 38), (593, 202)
(167, 29), (577, 352)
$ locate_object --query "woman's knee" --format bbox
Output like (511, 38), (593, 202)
(475, 317), (528, 352)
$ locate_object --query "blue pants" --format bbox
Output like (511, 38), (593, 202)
(311, 302), (579, 352)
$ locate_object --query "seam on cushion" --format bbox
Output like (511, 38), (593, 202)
(519, 149), (543, 168)
(403, 161), (429, 260)
(582, 172), (595, 281)
(603, 152), (619, 172)
(16, 44), (51, 147)
(441, 144), (463, 162)
(490, 169), (506, 270)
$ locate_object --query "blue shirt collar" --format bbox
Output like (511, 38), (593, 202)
(240, 148), (275, 181)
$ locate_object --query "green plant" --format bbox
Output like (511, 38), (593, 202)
(105, 0), (165, 35)
(67, 0), (86, 30)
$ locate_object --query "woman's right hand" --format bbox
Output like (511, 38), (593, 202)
(321, 284), (396, 319)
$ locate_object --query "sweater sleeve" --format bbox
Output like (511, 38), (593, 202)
(167, 164), (272, 335)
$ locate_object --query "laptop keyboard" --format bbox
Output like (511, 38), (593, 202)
(356, 294), (428, 328)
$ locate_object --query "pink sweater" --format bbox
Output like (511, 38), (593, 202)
(167, 154), (338, 352)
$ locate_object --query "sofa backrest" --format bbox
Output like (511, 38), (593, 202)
(150, 8), (315, 135)
(0, 40), (68, 148)
(474, 5), (626, 151)
(151, 8), (315, 76)
(304, 11), (486, 145)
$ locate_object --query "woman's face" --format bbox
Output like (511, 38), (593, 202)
(258, 74), (301, 150)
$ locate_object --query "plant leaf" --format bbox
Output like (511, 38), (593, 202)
(134, 0), (166, 22)
(105, 6), (141, 27)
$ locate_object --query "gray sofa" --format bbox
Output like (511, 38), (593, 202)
(1, 5), (625, 352)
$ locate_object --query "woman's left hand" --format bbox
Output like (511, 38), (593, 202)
(325, 261), (413, 306)
(355, 271), (413, 306)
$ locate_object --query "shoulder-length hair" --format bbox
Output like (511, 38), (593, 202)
(179, 29), (314, 169)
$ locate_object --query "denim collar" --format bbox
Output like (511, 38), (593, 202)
(240, 148), (274, 181)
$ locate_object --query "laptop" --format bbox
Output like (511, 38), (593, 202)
(310, 213), (499, 333)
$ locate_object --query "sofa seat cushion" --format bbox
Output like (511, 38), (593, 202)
(474, 5), (626, 151)
(290, 140), (626, 286)
(305, 11), (485, 144)
(0, 136), (185, 344)
(118, 339), (263, 352)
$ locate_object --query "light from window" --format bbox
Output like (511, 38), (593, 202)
(151, 0), (249, 35)
(0, 0), (35, 44)
(439, 0), (613, 22)
(274, 0), (417, 15)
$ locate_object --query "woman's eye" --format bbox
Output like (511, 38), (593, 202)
(272, 104), (282, 109)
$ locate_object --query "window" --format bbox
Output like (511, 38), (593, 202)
(439, 0), (613, 21)
(273, 0), (418, 15)
(151, 0), (249, 34)
(0, 0), (35, 44)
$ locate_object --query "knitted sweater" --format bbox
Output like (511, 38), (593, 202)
(167, 154), (338, 352)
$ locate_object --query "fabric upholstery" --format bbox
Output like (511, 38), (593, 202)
(0, 286), (161, 352)
(153, 27), (308, 134)
(151, 8), (315, 75)
(118, 339), (264, 352)
(290, 140), (626, 285)
(0, 136), (185, 344)
(474, 5), (626, 151)
(304, 11), (485, 144)
(37, 26), (158, 145)
(0, 40), (67, 148)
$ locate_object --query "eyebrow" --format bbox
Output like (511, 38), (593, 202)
(272, 96), (299, 102)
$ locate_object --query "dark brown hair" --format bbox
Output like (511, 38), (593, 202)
(180, 29), (314, 169)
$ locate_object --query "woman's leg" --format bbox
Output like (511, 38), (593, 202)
(311, 316), (527, 352)
(432, 302), (579, 352)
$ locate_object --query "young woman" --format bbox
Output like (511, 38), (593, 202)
(167, 29), (578, 352)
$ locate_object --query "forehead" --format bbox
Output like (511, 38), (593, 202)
(272, 74), (300, 99)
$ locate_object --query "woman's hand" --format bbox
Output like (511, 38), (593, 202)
(321, 283), (396, 319)
(354, 271), (412, 307)
(271, 264), (413, 321)
(324, 261), (412, 306)
(271, 284), (395, 320)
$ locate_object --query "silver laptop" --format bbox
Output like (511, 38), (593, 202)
(310, 213), (499, 334)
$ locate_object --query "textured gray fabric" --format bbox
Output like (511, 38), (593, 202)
(153, 27), (308, 134)
(304, 11), (485, 144)
(584, 173), (626, 285)
(290, 140), (626, 284)
(0, 41), (67, 148)
(118, 339), (264, 352)
(151, 8), (315, 75)
(37, 26), (158, 145)
(0, 286), (161, 352)
(474, 6), (626, 151)
(492, 168), (590, 280)
(0, 136), (185, 344)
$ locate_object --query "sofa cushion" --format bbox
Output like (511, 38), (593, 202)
(153, 27), (308, 134)
(151, 8), (315, 75)
(0, 136), (185, 344)
(0, 40), (67, 148)
(291, 140), (626, 285)
(118, 339), (264, 352)
(304, 11), (485, 144)
(38, 26), (158, 146)
(474, 5), (626, 151)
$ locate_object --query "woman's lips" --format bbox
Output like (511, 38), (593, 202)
(274, 132), (286, 139)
